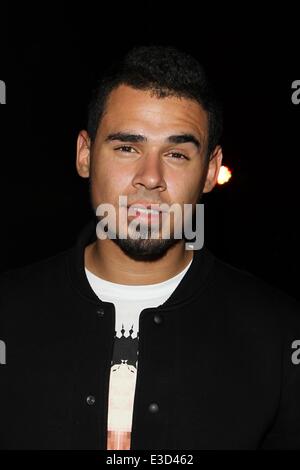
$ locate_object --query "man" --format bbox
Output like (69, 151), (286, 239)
(0, 45), (300, 450)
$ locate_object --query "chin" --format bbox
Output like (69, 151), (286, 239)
(112, 236), (180, 262)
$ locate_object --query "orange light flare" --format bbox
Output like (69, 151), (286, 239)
(217, 165), (232, 185)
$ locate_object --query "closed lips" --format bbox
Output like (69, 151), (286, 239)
(127, 202), (168, 213)
(130, 207), (161, 215)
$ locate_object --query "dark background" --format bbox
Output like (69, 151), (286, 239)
(1, 4), (299, 299)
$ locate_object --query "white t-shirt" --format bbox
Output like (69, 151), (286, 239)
(85, 259), (193, 450)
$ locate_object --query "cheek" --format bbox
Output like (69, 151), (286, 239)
(167, 168), (203, 204)
(91, 159), (133, 203)
(187, 163), (207, 201)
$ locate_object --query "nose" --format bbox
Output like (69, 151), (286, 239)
(131, 151), (167, 192)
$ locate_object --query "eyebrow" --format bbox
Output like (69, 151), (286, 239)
(105, 132), (201, 150)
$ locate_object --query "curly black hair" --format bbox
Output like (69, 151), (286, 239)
(87, 45), (223, 159)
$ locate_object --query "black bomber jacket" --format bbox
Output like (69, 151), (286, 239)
(0, 219), (300, 449)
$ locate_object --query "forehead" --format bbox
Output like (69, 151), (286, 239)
(98, 84), (208, 142)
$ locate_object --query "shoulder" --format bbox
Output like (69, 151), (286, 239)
(209, 253), (300, 332)
(0, 249), (71, 302)
(0, 248), (76, 344)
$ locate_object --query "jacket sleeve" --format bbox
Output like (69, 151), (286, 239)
(261, 300), (300, 449)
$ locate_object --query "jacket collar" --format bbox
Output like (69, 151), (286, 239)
(67, 217), (215, 308)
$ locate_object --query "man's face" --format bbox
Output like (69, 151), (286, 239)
(77, 84), (222, 260)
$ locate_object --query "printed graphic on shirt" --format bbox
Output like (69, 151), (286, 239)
(85, 260), (193, 451)
(106, 323), (139, 451)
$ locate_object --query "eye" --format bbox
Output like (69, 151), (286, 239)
(115, 145), (137, 153)
(169, 152), (188, 160)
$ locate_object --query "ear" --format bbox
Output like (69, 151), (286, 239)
(203, 145), (223, 193)
(76, 130), (91, 178)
